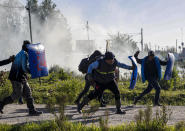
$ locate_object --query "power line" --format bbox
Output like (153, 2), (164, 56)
(0, 4), (24, 9)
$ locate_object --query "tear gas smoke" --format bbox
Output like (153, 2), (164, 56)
(0, 0), (143, 76)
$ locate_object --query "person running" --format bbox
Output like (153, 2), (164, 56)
(75, 50), (107, 107)
(77, 51), (134, 114)
(0, 40), (42, 115)
(133, 50), (167, 106)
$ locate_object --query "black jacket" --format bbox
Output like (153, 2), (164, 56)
(93, 59), (117, 84)
(135, 56), (167, 81)
(0, 59), (12, 66)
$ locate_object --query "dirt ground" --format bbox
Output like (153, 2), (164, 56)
(0, 104), (184, 126)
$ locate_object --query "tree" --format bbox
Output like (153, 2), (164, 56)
(27, 0), (38, 14)
(109, 33), (139, 55)
(40, 0), (56, 22)
(0, 0), (26, 58)
(0, 0), (72, 63)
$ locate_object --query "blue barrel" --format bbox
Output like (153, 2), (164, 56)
(27, 43), (49, 78)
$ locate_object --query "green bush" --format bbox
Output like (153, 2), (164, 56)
(160, 66), (182, 90)
(0, 65), (184, 106)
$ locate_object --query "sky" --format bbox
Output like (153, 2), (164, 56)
(22, 0), (185, 50)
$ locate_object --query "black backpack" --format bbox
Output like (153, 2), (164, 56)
(78, 51), (102, 74)
(78, 58), (90, 74)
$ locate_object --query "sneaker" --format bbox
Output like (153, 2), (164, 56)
(100, 103), (106, 107)
(116, 109), (126, 114)
(0, 102), (4, 114)
(77, 104), (82, 114)
(18, 98), (24, 105)
(29, 109), (43, 116)
(154, 103), (162, 106)
(133, 97), (139, 105)
(74, 100), (79, 105)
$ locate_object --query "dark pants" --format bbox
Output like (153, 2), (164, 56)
(137, 80), (161, 104)
(76, 80), (91, 102)
(76, 80), (104, 103)
(10, 81), (32, 100)
(0, 81), (35, 111)
(87, 80), (121, 109)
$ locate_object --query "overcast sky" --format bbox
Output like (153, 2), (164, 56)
(22, 0), (185, 49)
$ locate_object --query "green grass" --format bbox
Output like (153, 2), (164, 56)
(0, 119), (184, 131)
(0, 66), (185, 106)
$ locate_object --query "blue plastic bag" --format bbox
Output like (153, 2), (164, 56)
(164, 53), (175, 80)
(27, 43), (49, 78)
(128, 56), (138, 89)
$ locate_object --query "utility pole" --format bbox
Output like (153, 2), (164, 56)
(141, 28), (143, 51)
(86, 21), (90, 40)
(176, 39), (178, 53)
(181, 28), (183, 43)
(26, 0), (33, 43)
(26, 1), (41, 85)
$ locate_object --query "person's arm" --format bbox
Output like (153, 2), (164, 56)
(134, 51), (142, 64)
(159, 59), (167, 66)
(87, 61), (99, 74)
(0, 55), (15, 66)
(135, 57), (142, 64)
(0, 59), (11, 66)
(22, 53), (30, 73)
(117, 60), (133, 70)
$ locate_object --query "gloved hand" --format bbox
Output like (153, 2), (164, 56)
(9, 55), (15, 62)
(85, 73), (93, 82)
(134, 51), (140, 58)
(131, 65), (135, 70)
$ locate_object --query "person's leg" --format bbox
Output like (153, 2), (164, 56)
(99, 92), (107, 107)
(77, 82), (104, 113)
(94, 83), (107, 107)
(107, 80), (124, 114)
(134, 81), (153, 104)
(0, 81), (22, 113)
(22, 81), (42, 115)
(75, 80), (91, 104)
(18, 97), (23, 104)
(152, 81), (161, 106)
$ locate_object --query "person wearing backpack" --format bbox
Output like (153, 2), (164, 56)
(75, 50), (107, 107)
(77, 51), (134, 114)
(133, 50), (167, 106)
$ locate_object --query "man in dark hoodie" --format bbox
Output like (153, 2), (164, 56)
(0, 40), (42, 115)
(133, 50), (167, 106)
(77, 51), (134, 114)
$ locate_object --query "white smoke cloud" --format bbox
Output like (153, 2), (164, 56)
(0, 0), (139, 75)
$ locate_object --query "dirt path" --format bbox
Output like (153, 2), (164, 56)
(0, 104), (184, 126)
